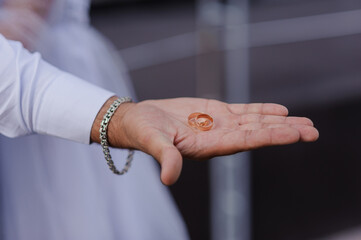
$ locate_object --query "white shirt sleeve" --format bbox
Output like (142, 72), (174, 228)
(0, 34), (115, 144)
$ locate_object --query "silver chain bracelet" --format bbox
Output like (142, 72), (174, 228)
(100, 97), (134, 175)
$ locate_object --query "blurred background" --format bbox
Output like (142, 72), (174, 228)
(90, 0), (361, 239)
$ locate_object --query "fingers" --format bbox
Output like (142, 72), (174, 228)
(236, 113), (317, 141)
(238, 114), (314, 126)
(238, 123), (319, 142)
(212, 127), (300, 155)
(142, 133), (183, 186)
(228, 103), (289, 116)
(243, 128), (301, 148)
(194, 124), (319, 158)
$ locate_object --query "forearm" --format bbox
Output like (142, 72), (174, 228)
(2, 0), (53, 19)
(0, 34), (114, 143)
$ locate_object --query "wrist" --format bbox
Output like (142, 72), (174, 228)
(91, 96), (135, 148)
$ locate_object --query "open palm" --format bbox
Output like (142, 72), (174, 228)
(117, 98), (319, 185)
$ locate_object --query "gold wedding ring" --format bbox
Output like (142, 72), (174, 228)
(188, 112), (214, 131)
(188, 112), (202, 128)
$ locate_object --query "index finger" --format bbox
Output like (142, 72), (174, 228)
(228, 103), (289, 116)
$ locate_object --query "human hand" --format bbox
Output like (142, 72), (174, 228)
(0, 7), (46, 50)
(92, 97), (319, 185)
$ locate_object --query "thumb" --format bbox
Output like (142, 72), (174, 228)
(145, 134), (183, 186)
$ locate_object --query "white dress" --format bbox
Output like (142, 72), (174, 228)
(0, 0), (189, 239)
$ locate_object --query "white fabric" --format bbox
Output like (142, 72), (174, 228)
(0, 34), (113, 143)
(0, 0), (189, 239)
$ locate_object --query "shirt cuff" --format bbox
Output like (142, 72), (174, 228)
(34, 70), (114, 144)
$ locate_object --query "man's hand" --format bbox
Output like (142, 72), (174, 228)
(92, 97), (319, 185)
(0, 0), (53, 50)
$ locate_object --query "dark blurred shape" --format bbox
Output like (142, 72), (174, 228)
(92, 0), (195, 7)
(253, 99), (361, 240)
(250, 0), (361, 239)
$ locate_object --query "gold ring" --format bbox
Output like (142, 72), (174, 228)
(188, 112), (203, 128)
(188, 112), (214, 131)
(195, 113), (213, 131)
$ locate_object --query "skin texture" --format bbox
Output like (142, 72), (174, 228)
(91, 96), (319, 186)
(0, 0), (52, 49)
